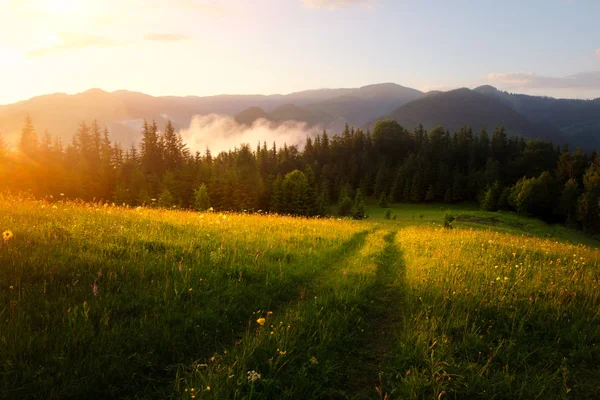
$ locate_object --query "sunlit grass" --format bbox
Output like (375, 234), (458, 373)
(1, 194), (599, 398)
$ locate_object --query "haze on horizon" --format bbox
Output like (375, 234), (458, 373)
(1, 0), (599, 105)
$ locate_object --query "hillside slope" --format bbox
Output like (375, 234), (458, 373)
(474, 85), (600, 148)
(384, 88), (565, 141)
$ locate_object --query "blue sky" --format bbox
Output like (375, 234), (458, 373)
(0, 0), (599, 103)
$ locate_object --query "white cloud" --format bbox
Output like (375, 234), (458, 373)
(26, 32), (118, 58)
(179, 114), (321, 155)
(488, 71), (600, 89)
(303, 0), (376, 9)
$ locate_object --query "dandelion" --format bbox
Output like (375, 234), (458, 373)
(256, 317), (265, 326)
(310, 356), (319, 365)
(247, 370), (261, 382)
(2, 230), (13, 242)
(206, 386), (210, 391)
(266, 311), (273, 316)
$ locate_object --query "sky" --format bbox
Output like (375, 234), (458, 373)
(0, 0), (599, 104)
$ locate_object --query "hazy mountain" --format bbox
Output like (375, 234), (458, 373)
(234, 106), (270, 125)
(2, 83), (600, 150)
(0, 83), (422, 146)
(473, 85), (600, 149)
(383, 88), (565, 142)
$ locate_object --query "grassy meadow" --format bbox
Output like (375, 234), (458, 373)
(1, 194), (600, 399)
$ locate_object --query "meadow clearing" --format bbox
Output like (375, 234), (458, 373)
(1, 195), (599, 399)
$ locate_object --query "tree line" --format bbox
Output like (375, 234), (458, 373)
(2, 116), (600, 232)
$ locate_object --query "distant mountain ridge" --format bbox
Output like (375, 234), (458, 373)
(381, 88), (566, 143)
(0, 83), (423, 145)
(1, 83), (599, 149)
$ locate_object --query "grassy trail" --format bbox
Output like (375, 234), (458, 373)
(345, 231), (405, 399)
(3, 199), (600, 399)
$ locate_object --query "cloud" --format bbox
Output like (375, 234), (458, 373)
(179, 114), (321, 155)
(27, 33), (117, 58)
(303, 0), (376, 9)
(488, 71), (600, 90)
(596, 49), (600, 59)
(144, 33), (193, 42)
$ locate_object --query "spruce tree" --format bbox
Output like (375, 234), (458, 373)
(18, 114), (38, 158)
(193, 184), (211, 211)
(352, 189), (366, 220)
(378, 192), (388, 208)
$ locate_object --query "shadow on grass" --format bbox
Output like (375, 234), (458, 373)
(0, 227), (372, 399)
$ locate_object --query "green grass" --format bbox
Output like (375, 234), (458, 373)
(1, 195), (600, 399)
(366, 200), (599, 247)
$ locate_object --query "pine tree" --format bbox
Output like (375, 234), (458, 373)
(410, 171), (425, 202)
(444, 187), (453, 203)
(305, 165), (319, 216)
(338, 185), (353, 217)
(559, 179), (578, 227)
(19, 115), (38, 158)
(425, 185), (435, 202)
(270, 174), (283, 213)
(378, 192), (388, 208)
(352, 189), (366, 220)
(481, 182), (501, 211)
(193, 184), (211, 211)
(281, 170), (308, 216)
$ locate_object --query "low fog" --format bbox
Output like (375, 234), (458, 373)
(179, 114), (323, 155)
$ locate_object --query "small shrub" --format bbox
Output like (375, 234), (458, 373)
(443, 212), (455, 229)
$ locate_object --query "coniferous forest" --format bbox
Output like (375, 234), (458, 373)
(2, 116), (600, 233)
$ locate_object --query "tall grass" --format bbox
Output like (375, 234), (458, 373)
(1, 195), (599, 398)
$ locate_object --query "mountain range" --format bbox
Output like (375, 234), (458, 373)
(1, 83), (599, 149)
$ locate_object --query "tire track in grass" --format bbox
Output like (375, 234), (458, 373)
(346, 230), (405, 399)
(178, 229), (375, 394)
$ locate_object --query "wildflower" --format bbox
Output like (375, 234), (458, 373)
(504, 277), (509, 281)
(343, 269), (348, 275)
(2, 230), (13, 242)
(266, 311), (273, 316)
(256, 318), (265, 326)
(247, 370), (261, 382)
(206, 386), (210, 391)
(310, 356), (319, 365)
(92, 282), (98, 296)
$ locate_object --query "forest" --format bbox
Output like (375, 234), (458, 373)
(1, 116), (599, 233)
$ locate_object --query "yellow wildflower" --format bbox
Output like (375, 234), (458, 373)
(256, 317), (266, 326)
(2, 230), (13, 242)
